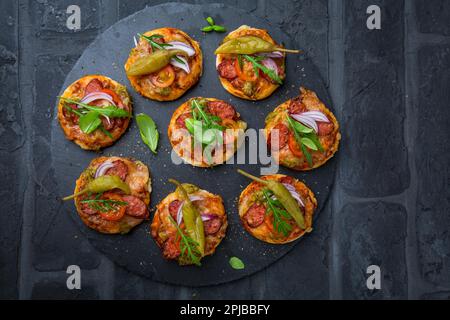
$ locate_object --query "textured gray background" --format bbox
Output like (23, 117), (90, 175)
(1, 0), (449, 299)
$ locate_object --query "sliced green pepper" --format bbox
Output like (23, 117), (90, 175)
(63, 175), (131, 201)
(169, 179), (205, 257)
(237, 169), (305, 229)
(215, 36), (300, 55)
(126, 49), (186, 76)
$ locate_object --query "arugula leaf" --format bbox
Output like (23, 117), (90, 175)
(99, 125), (113, 139)
(262, 189), (293, 236)
(60, 97), (130, 118)
(242, 54), (283, 84)
(169, 216), (202, 266)
(229, 257), (245, 270)
(79, 111), (102, 134)
(136, 113), (159, 154)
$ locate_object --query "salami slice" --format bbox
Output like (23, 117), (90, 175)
(207, 101), (236, 120)
(217, 59), (237, 79)
(123, 195), (148, 218)
(104, 160), (128, 181)
(245, 203), (266, 228)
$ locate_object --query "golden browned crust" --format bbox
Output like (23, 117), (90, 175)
(238, 174), (316, 244)
(124, 28), (203, 101)
(57, 75), (132, 150)
(150, 184), (228, 264)
(73, 157), (151, 234)
(216, 25), (285, 100)
(168, 97), (247, 167)
(264, 87), (341, 171)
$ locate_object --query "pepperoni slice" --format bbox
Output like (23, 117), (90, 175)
(203, 216), (222, 235)
(268, 123), (289, 151)
(207, 101), (236, 120)
(163, 236), (181, 260)
(288, 97), (307, 114)
(168, 200), (183, 221)
(245, 203), (266, 228)
(217, 59), (237, 79)
(84, 79), (104, 95)
(175, 113), (192, 129)
(123, 195), (148, 219)
(318, 122), (334, 136)
(104, 160), (128, 181)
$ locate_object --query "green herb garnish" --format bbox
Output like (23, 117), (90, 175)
(60, 97), (130, 135)
(169, 216), (202, 266)
(286, 114), (323, 167)
(229, 257), (245, 270)
(138, 33), (186, 66)
(201, 16), (226, 33)
(262, 189), (293, 236)
(136, 113), (159, 154)
(241, 54), (283, 85)
(81, 194), (128, 213)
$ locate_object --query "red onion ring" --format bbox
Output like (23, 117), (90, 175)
(176, 195), (204, 225)
(282, 183), (305, 207)
(300, 111), (329, 123)
(167, 41), (195, 56)
(291, 114), (319, 133)
(80, 92), (116, 106)
(170, 55), (190, 73)
(94, 161), (115, 178)
(256, 51), (284, 58)
(261, 58), (279, 76)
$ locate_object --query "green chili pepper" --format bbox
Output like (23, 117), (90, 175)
(63, 175), (131, 201)
(237, 169), (305, 229)
(169, 179), (205, 257)
(215, 36), (300, 55)
(126, 49), (186, 76)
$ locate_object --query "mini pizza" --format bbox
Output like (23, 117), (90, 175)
(265, 87), (341, 170)
(57, 75), (132, 150)
(151, 180), (227, 266)
(238, 170), (316, 244)
(125, 28), (202, 101)
(168, 97), (247, 167)
(215, 25), (299, 100)
(63, 157), (151, 234)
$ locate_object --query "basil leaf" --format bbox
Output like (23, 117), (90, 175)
(79, 111), (101, 134)
(202, 26), (214, 32)
(229, 257), (245, 270)
(291, 118), (314, 134)
(212, 25), (226, 32)
(304, 132), (324, 152)
(206, 16), (215, 26)
(300, 137), (318, 151)
(136, 113), (159, 154)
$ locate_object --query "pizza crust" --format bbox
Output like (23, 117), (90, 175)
(124, 28), (203, 101)
(238, 174), (316, 244)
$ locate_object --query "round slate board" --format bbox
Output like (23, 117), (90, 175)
(51, 3), (336, 286)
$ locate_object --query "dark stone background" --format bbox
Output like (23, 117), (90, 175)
(0, 0), (449, 299)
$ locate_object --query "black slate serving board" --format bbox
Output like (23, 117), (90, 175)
(50, 2), (336, 286)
